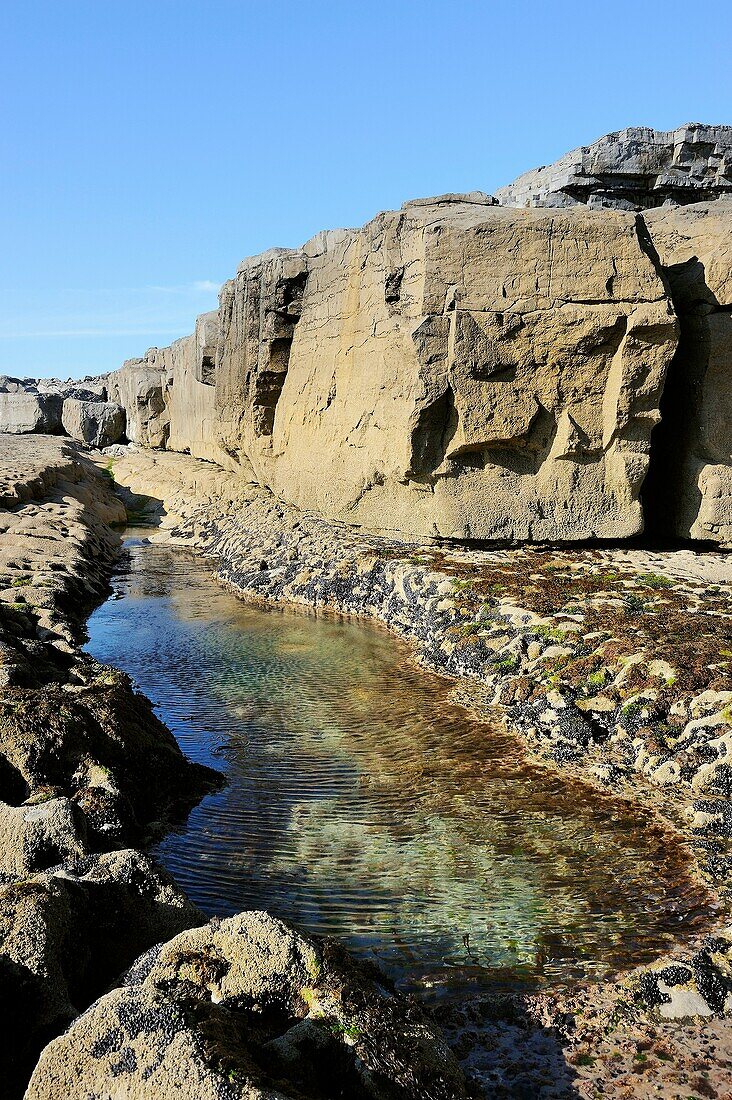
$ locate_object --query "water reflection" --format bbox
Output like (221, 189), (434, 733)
(85, 535), (710, 995)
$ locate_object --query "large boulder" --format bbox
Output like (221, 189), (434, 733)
(0, 393), (63, 435)
(642, 199), (732, 543)
(61, 398), (125, 448)
(106, 312), (230, 465)
(25, 911), (467, 1100)
(496, 123), (732, 210)
(0, 851), (202, 1094)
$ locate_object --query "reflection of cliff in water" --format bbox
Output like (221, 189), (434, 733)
(86, 536), (712, 996)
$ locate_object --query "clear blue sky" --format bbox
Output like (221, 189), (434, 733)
(2, 0), (730, 379)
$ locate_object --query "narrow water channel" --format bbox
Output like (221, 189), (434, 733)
(85, 534), (710, 999)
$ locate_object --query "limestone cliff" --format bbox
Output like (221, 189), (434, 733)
(72, 126), (732, 544)
(642, 199), (732, 542)
(109, 197), (679, 541)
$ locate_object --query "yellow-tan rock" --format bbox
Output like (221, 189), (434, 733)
(111, 196), (678, 541)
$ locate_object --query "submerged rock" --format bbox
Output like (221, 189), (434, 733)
(26, 911), (467, 1099)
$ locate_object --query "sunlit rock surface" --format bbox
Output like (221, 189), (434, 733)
(110, 197), (678, 541)
(495, 124), (732, 210)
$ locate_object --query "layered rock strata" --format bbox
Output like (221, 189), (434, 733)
(108, 198), (680, 542)
(93, 125), (732, 547)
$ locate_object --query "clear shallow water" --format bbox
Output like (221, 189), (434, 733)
(85, 535), (711, 997)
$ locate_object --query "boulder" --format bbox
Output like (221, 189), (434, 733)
(25, 911), (467, 1100)
(61, 398), (125, 448)
(0, 393), (63, 435)
(0, 376), (33, 394)
(496, 123), (732, 210)
(0, 851), (202, 1094)
(37, 378), (108, 402)
(106, 359), (170, 447)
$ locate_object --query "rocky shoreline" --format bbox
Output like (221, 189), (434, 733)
(2, 436), (732, 1097)
(4, 122), (732, 1098)
(104, 442), (732, 1098)
(0, 437), (224, 1095)
(0, 436), (473, 1100)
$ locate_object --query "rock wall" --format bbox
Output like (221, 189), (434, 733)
(112, 197), (678, 541)
(66, 125), (732, 545)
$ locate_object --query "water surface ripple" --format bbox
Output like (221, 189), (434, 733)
(85, 536), (710, 996)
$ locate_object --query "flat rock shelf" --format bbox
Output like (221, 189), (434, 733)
(85, 533), (712, 1001)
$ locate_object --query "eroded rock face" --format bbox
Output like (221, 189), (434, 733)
(110, 197), (677, 541)
(496, 124), (732, 210)
(26, 911), (467, 1100)
(83, 127), (732, 544)
(106, 358), (170, 448)
(642, 200), (732, 543)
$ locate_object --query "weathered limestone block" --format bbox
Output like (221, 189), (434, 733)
(106, 357), (169, 447)
(26, 911), (467, 1100)
(496, 124), (732, 210)
(212, 197), (676, 540)
(61, 398), (125, 448)
(37, 378), (108, 402)
(643, 200), (732, 543)
(0, 393), (63, 435)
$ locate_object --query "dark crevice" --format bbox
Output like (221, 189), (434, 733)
(641, 250), (722, 540)
(407, 386), (458, 481)
(252, 271), (309, 438)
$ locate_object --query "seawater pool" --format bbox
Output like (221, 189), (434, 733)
(84, 534), (710, 997)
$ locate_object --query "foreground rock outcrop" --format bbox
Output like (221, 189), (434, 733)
(26, 911), (467, 1100)
(495, 123), (732, 210)
(0, 437), (218, 1094)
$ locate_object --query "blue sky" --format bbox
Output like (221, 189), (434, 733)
(2, 0), (731, 379)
